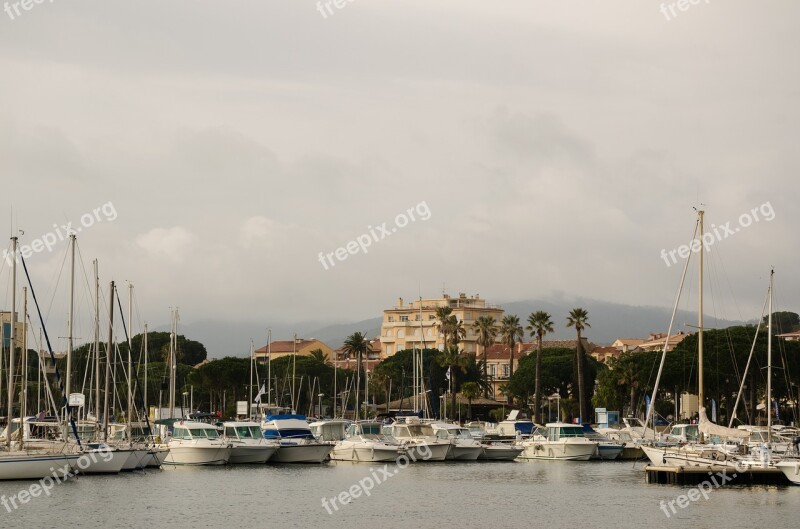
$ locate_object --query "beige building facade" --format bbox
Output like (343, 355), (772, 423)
(379, 293), (504, 358)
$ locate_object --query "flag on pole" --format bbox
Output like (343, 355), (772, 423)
(711, 399), (717, 422)
(254, 383), (265, 403)
(774, 399), (779, 421)
(445, 367), (451, 381)
(645, 394), (651, 417)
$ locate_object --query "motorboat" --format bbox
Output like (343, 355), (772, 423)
(478, 442), (523, 461)
(431, 423), (483, 460)
(326, 421), (406, 463)
(163, 420), (232, 466)
(486, 410), (535, 440)
(518, 423), (598, 461)
(596, 428), (645, 460)
(384, 417), (450, 461)
(582, 425), (623, 460)
(262, 414), (332, 463)
(222, 421), (279, 464)
(776, 460), (800, 485)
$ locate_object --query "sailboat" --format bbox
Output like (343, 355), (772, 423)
(641, 212), (777, 470)
(1, 236), (81, 480)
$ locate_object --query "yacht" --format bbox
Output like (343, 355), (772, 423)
(222, 421), (279, 464)
(262, 414), (333, 463)
(326, 421), (407, 463)
(163, 420), (232, 466)
(518, 423), (598, 461)
(384, 417), (450, 461)
(487, 410), (535, 440)
(431, 423), (483, 460)
(582, 425), (624, 460)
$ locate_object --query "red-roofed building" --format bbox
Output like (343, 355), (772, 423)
(254, 337), (335, 363)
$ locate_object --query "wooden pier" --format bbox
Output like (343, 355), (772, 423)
(645, 465), (789, 486)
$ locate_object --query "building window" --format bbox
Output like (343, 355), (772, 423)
(388, 316), (394, 322)
(429, 315), (436, 320)
(415, 314), (420, 321)
(386, 345), (392, 356)
(400, 316), (409, 322)
(489, 365), (496, 377)
(502, 365), (509, 378)
(386, 329), (393, 337)
(398, 330), (405, 338)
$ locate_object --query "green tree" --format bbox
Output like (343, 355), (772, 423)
(461, 381), (481, 420)
(434, 306), (454, 349)
(437, 345), (468, 419)
(566, 308), (591, 423)
(472, 315), (499, 397)
(500, 314), (524, 404)
(342, 332), (370, 419)
(526, 310), (554, 423)
(309, 348), (328, 364)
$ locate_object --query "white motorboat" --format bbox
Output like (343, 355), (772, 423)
(384, 417), (450, 461)
(163, 421), (232, 466)
(596, 428), (645, 460)
(223, 421), (279, 464)
(326, 421), (406, 463)
(431, 423), (483, 460)
(518, 423), (598, 461)
(262, 414), (333, 463)
(581, 425), (623, 460)
(488, 410), (536, 440)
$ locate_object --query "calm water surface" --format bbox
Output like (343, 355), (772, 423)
(2, 460), (798, 528)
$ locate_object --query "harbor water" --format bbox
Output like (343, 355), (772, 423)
(1, 460), (798, 528)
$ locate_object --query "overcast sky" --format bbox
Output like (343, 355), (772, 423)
(2, 1), (798, 350)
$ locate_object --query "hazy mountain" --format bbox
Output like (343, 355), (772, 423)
(169, 298), (755, 358)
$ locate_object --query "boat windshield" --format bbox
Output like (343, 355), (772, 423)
(407, 425), (434, 437)
(455, 429), (473, 440)
(190, 428), (220, 439)
(225, 426), (260, 439)
(548, 426), (585, 440)
(359, 423), (383, 436)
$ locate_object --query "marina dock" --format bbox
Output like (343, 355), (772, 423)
(645, 465), (789, 486)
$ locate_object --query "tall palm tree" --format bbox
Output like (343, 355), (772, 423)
(460, 381), (481, 421)
(342, 332), (369, 420)
(526, 311), (554, 424)
(437, 345), (468, 419)
(434, 306), (453, 349)
(500, 315), (524, 404)
(447, 315), (467, 346)
(472, 316), (499, 397)
(566, 308), (590, 423)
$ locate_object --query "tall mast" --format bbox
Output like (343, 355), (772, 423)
(127, 284), (133, 441)
(66, 234), (76, 413)
(767, 269), (774, 442)
(291, 333), (297, 413)
(697, 210), (704, 413)
(168, 309), (176, 420)
(248, 339), (254, 419)
(144, 323), (148, 423)
(19, 287), (27, 450)
(103, 281), (115, 441)
(94, 260), (101, 421)
(267, 329), (271, 414)
(332, 329), (337, 418)
(6, 236), (17, 450)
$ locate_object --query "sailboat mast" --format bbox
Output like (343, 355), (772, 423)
(697, 210), (705, 413)
(767, 269), (773, 442)
(19, 287), (27, 450)
(168, 309), (176, 420)
(267, 328), (272, 413)
(292, 333), (297, 413)
(94, 259), (101, 421)
(6, 236), (17, 450)
(144, 323), (148, 423)
(103, 281), (115, 441)
(249, 339), (254, 419)
(127, 284), (133, 441)
(66, 234), (75, 413)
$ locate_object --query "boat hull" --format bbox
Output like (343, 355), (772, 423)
(519, 440), (597, 461)
(478, 444), (523, 461)
(0, 453), (81, 481)
(405, 442), (449, 462)
(593, 443), (624, 461)
(268, 443), (332, 464)
(447, 445), (483, 461)
(164, 445), (232, 466)
(776, 461), (800, 485)
(330, 443), (405, 463)
(80, 449), (129, 474)
(229, 445), (278, 464)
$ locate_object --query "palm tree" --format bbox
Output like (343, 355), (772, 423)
(309, 348), (328, 365)
(500, 315), (524, 404)
(434, 306), (453, 349)
(447, 315), (467, 346)
(566, 308), (591, 424)
(437, 345), (468, 419)
(342, 332), (369, 420)
(526, 311), (554, 424)
(472, 316), (499, 397)
(460, 381), (481, 421)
